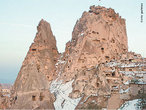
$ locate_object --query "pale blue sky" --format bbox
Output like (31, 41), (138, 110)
(0, 0), (145, 83)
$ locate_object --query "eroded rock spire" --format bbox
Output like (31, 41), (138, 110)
(11, 19), (58, 109)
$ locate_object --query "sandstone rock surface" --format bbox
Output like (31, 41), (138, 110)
(0, 84), (11, 109)
(7, 5), (146, 110)
(10, 19), (58, 109)
(14, 19), (58, 92)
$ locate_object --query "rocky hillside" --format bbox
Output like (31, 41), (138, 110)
(1, 5), (145, 109)
(0, 84), (12, 109)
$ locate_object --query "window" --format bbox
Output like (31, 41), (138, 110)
(92, 31), (96, 34)
(111, 39), (115, 43)
(14, 96), (17, 100)
(92, 31), (99, 34)
(96, 83), (99, 87)
(112, 72), (115, 76)
(123, 49), (126, 51)
(138, 90), (141, 94)
(89, 10), (93, 13)
(32, 49), (36, 51)
(106, 74), (110, 76)
(54, 59), (56, 62)
(129, 59), (132, 62)
(101, 48), (104, 51)
(32, 95), (36, 101)
(105, 56), (109, 59)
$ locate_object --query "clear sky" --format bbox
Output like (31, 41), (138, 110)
(0, 0), (145, 84)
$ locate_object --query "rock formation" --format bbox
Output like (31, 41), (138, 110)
(59, 5), (128, 80)
(10, 19), (58, 109)
(0, 84), (11, 109)
(8, 5), (146, 110)
(50, 6), (146, 110)
(14, 19), (58, 92)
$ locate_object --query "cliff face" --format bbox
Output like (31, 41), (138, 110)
(14, 19), (58, 92)
(50, 6), (145, 110)
(61, 6), (128, 83)
(9, 6), (146, 110)
(55, 5), (128, 96)
(71, 5), (127, 65)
